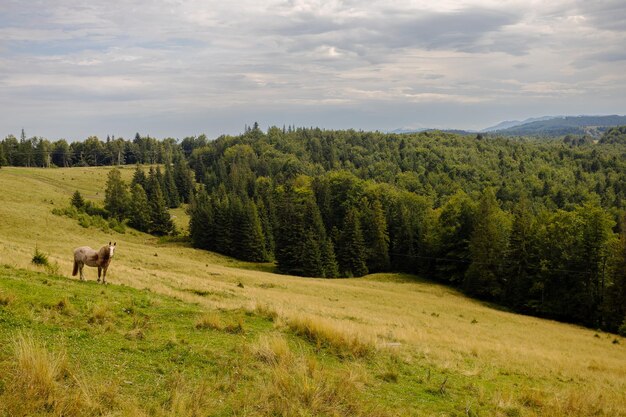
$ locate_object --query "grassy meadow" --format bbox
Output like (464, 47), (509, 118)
(0, 165), (625, 416)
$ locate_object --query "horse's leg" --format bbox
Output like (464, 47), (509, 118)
(102, 266), (108, 284)
(98, 266), (102, 283)
(79, 263), (85, 281)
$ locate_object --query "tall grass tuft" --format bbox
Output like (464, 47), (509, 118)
(251, 334), (293, 366)
(0, 332), (98, 417)
(288, 315), (374, 358)
(253, 349), (378, 416)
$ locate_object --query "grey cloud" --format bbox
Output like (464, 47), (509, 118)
(576, 1), (626, 32)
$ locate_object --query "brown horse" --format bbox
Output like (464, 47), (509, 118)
(72, 242), (116, 283)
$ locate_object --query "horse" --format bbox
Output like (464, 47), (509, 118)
(72, 242), (116, 283)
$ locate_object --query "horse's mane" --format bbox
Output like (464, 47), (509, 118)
(98, 245), (111, 263)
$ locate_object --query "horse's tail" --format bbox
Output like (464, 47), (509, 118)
(72, 260), (78, 276)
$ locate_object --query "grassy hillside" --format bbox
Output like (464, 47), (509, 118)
(1, 166), (625, 416)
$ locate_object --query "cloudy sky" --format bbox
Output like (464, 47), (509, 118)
(1, 0), (625, 140)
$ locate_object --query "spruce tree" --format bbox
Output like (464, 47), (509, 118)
(504, 197), (535, 308)
(145, 167), (157, 200)
(338, 208), (368, 277)
(242, 199), (267, 262)
(173, 155), (194, 203)
(104, 168), (130, 220)
(70, 190), (85, 210)
(300, 229), (324, 277)
(0, 144), (6, 167)
(364, 199), (390, 272)
(189, 189), (215, 250)
(149, 182), (174, 235)
(464, 188), (511, 299)
(164, 162), (180, 208)
(131, 164), (146, 190)
(321, 237), (339, 277)
(129, 184), (151, 232)
(275, 187), (305, 274)
(212, 187), (233, 254)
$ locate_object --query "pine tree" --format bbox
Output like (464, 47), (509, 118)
(321, 237), (339, 277)
(300, 229), (324, 277)
(364, 199), (390, 272)
(189, 189), (215, 250)
(212, 187), (233, 254)
(163, 162), (180, 208)
(172, 154), (194, 203)
(435, 191), (476, 284)
(0, 144), (7, 167)
(70, 190), (85, 210)
(504, 197), (535, 308)
(131, 165), (146, 190)
(338, 208), (368, 277)
(104, 168), (130, 220)
(243, 199), (267, 262)
(275, 187), (306, 275)
(128, 184), (151, 232)
(256, 198), (275, 261)
(145, 167), (157, 200)
(464, 189), (511, 299)
(149, 182), (174, 235)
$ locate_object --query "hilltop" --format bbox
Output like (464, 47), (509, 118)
(1, 166), (625, 416)
(484, 115), (626, 137)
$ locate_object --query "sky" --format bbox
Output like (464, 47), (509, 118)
(1, 0), (625, 140)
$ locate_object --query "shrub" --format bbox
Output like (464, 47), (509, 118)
(31, 247), (49, 267)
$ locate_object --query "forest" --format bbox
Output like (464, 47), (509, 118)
(1, 125), (626, 333)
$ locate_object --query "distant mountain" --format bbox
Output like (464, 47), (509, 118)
(390, 128), (476, 135)
(481, 116), (559, 132)
(490, 115), (626, 137)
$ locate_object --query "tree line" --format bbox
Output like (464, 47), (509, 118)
(0, 131), (202, 168)
(187, 125), (626, 333)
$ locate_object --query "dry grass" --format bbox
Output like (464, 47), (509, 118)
(0, 290), (16, 306)
(249, 334), (380, 417)
(250, 333), (294, 366)
(0, 332), (99, 417)
(1, 166), (625, 415)
(195, 312), (244, 333)
(288, 314), (374, 358)
(88, 302), (113, 325)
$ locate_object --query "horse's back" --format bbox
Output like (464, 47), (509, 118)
(74, 246), (98, 265)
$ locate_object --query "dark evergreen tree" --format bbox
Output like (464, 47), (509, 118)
(503, 197), (535, 308)
(70, 190), (85, 210)
(149, 182), (175, 235)
(128, 184), (151, 232)
(435, 191), (476, 284)
(337, 208), (368, 277)
(0, 143), (7, 167)
(104, 168), (130, 220)
(464, 189), (511, 299)
(321, 237), (339, 277)
(163, 162), (181, 208)
(363, 199), (390, 272)
(131, 165), (147, 190)
(189, 189), (215, 250)
(173, 154), (195, 203)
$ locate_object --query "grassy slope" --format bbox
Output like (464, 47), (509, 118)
(0, 166), (625, 416)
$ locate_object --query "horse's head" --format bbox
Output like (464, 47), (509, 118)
(108, 241), (116, 258)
